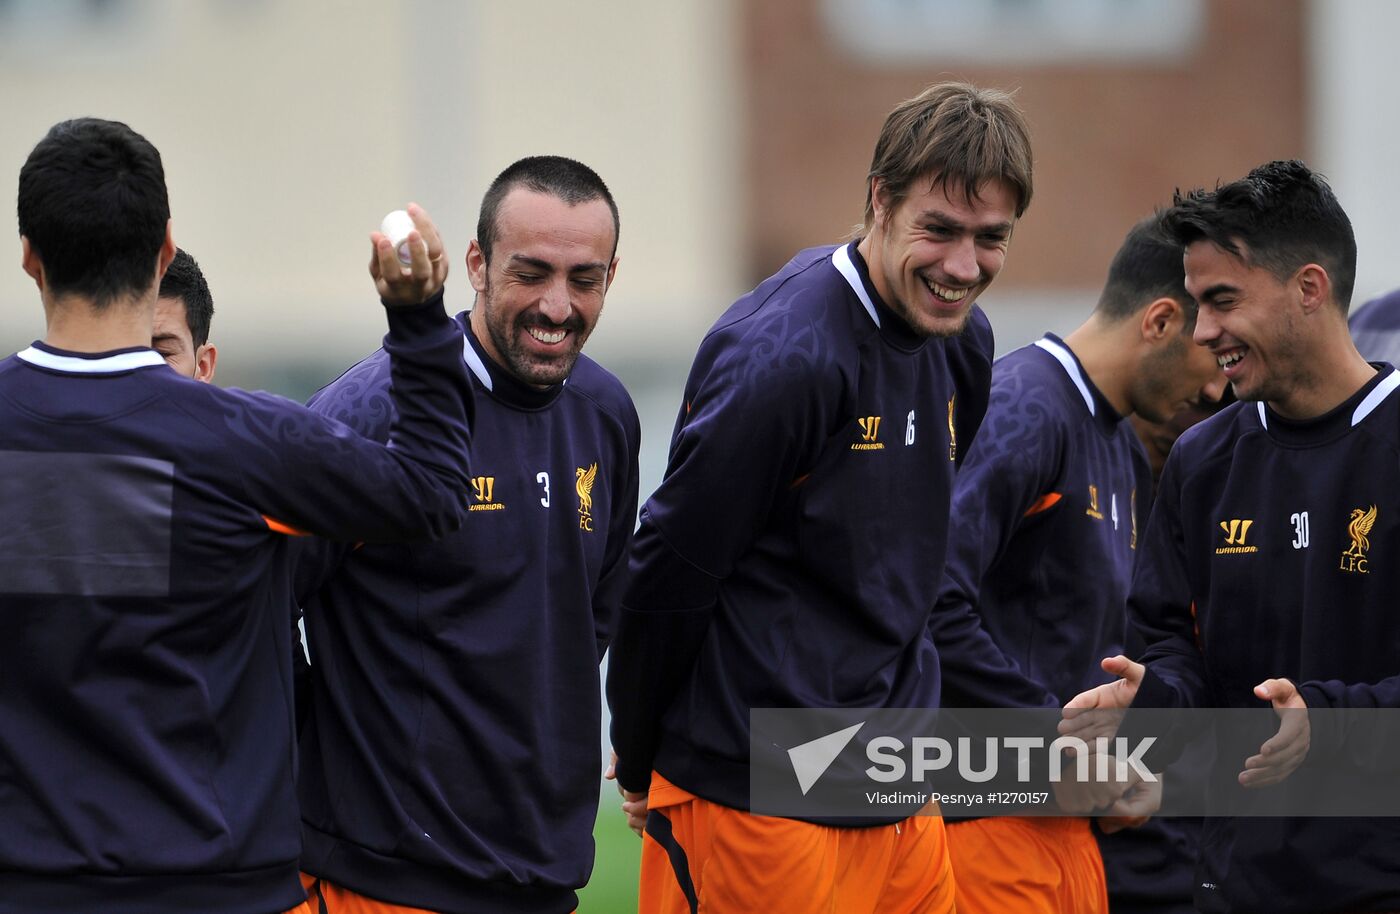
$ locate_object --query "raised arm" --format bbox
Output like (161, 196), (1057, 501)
(212, 204), (473, 544)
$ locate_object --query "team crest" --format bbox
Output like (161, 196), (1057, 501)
(947, 396), (956, 461)
(1130, 488), (1138, 550)
(576, 463), (598, 532)
(1339, 504), (1377, 574)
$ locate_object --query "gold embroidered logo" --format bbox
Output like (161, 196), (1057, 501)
(469, 476), (504, 512)
(852, 416), (884, 451)
(1130, 488), (1138, 550)
(947, 396), (957, 461)
(1339, 504), (1377, 574)
(576, 463), (598, 532)
(1085, 485), (1104, 521)
(1216, 518), (1256, 554)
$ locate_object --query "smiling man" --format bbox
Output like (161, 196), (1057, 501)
(294, 158), (640, 914)
(152, 248), (217, 381)
(607, 82), (1033, 913)
(1068, 160), (1400, 914)
(931, 212), (1225, 914)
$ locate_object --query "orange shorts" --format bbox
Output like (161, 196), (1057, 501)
(299, 873), (439, 914)
(299, 873), (576, 914)
(947, 816), (1107, 914)
(638, 772), (955, 914)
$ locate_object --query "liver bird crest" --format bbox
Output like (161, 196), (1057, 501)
(575, 463), (597, 514)
(1345, 504), (1378, 557)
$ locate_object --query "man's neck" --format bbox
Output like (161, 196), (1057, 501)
(43, 293), (154, 353)
(1268, 333), (1378, 420)
(855, 230), (891, 308)
(1063, 316), (1133, 418)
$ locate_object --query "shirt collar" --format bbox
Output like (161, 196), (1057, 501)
(456, 313), (566, 410)
(17, 342), (166, 374)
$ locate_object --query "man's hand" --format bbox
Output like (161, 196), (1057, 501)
(1096, 813), (1150, 835)
(371, 202), (449, 307)
(1239, 678), (1310, 788)
(1059, 655), (1144, 743)
(1051, 749), (1151, 815)
(1101, 770), (1162, 826)
(604, 750), (648, 838)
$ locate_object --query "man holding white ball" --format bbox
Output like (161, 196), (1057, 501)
(294, 157), (640, 914)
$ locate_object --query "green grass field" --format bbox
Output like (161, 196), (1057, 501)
(577, 791), (642, 912)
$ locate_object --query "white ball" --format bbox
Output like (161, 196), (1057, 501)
(380, 209), (416, 264)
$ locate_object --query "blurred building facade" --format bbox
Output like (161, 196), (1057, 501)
(2, 0), (1398, 415)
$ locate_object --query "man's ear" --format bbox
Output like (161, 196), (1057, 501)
(194, 342), (218, 383)
(21, 236), (44, 291)
(869, 177), (890, 225)
(465, 240), (488, 294)
(156, 220), (176, 281)
(1140, 296), (1187, 343)
(1296, 263), (1331, 316)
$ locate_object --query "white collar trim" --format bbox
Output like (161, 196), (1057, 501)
(1254, 370), (1400, 429)
(17, 346), (165, 374)
(1033, 337), (1096, 417)
(1352, 370), (1400, 426)
(832, 244), (881, 329)
(461, 332), (493, 391)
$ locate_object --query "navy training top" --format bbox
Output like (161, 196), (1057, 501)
(932, 334), (1196, 910)
(607, 241), (993, 816)
(935, 334), (1151, 709)
(0, 295), (472, 914)
(1131, 365), (1400, 914)
(296, 314), (640, 914)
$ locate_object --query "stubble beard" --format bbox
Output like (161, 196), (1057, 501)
(481, 280), (587, 387)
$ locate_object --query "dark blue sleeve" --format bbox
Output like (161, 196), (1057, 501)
(206, 292), (473, 544)
(1129, 451), (1210, 710)
(607, 316), (844, 792)
(1299, 678), (1400, 709)
(289, 346), (400, 602)
(592, 398), (642, 659)
(1298, 677), (1400, 775)
(931, 361), (1064, 710)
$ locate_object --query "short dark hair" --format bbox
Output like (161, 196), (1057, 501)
(476, 156), (619, 264)
(158, 248), (214, 346)
(1097, 212), (1197, 327)
(17, 118), (169, 308)
(1163, 159), (1357, 313)
(863, 82), (1034, 231)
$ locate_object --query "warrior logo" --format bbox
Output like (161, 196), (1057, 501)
(1216, 518), (1256, 554)
(470, 476), (504, 512)
(852, 416), (885, 451)
(1086, 485), (1104, 521)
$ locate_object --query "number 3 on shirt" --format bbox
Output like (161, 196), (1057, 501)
(537, 472), (551, 508)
